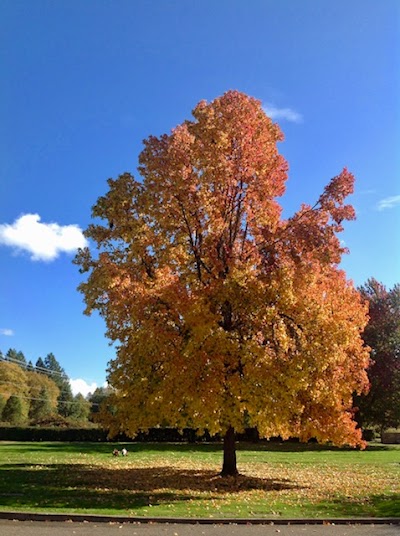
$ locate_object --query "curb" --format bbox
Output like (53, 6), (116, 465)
(0, 512), (399, 525)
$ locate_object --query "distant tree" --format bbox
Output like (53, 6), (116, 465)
(69, 394), (91, 422)
(356, 279), (400, 433)
(42, 353), (69, 387)
(27, 361), (35, 372)
(76, 91), (370, 475)
(0, 361), (29, 400)
(0, 394), (6, 418)
(2, 394), (26, 425)
(26, 371), (60, 415)
(88, 386), (112, 419)
(57, 382), (75, 417)
(35, 357), (46, 373)
(0, 362), (29, 421)
(35, 353), (73, 417)
(6, 348), (26, 366)
(29, 387), (53, 423)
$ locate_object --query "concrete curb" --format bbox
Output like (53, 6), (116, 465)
(0, 512), (399, 525)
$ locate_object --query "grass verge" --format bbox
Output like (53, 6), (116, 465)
(0, 441), (399, 518)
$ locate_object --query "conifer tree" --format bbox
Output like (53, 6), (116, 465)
(2, 394), (25, 425)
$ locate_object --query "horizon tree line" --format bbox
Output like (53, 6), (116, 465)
(0, 350), (110, 426)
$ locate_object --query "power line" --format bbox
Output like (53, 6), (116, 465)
(0, 380), (101, 407)
(0, 356), (105, 389)
(0, 380), (104, 407)
(0, 356), (69, 380)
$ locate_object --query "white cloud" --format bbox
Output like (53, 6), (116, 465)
(0, 213), (88, 261)
(0, 328), (14, 336)
(377, 195), (400, 211)
(263, 103), (303, 123)
(70, 378), (98, 397)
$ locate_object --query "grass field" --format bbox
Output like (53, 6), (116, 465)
(0, 441), (399, 519)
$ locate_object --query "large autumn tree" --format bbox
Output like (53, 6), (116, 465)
(76, 91), (370, 475)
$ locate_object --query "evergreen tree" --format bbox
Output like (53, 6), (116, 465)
(29, 387), (53, 423)
(2, 395), (26, 425)
(69, 394), (91, 422)
(35, 353), (73, 418)
(35, 357), (46, 373)
(88, 386), (112, 418)
(0, 394), (6, 418)
(6, 348), (26, 367)
(42, 353), (69, 389)
(57, 382), (75, 417)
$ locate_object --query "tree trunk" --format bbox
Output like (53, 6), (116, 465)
(221, 426), (238, 476)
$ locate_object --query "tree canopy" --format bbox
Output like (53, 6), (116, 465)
(26, 371), (60, 421)
(356, 279), (400, 432)
(76, 90), (370, 474)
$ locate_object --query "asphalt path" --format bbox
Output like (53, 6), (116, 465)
(1, 521), (399, 536)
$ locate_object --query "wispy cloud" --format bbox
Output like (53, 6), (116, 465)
(358, 189), (376, 196)
(0, 328), (14, 336)
(377, 195), (400, 211)
(0, 213), (88, 261)
(70, 378), (98, 397)
(263, 103), (303, 123)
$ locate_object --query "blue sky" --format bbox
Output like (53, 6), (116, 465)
(1, 0), (399, 395)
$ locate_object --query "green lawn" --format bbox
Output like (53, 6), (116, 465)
(0, 441), (399, 519)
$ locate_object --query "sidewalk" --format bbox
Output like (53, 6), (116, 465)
(1, 516), (400, 536)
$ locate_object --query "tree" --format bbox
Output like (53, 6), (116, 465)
(57, 382), (75, 418)
(0, 361), (29, 403)
(76, 91), (370, 475)
(42, 353), (68, 387)
(0, 394), (6, 418)
(2, 394), (26, 425)
(68, 394), (91, 423)
(26, 370), (60, 420)
(355, 279), (400, 433)
(35, 357), (46, 372)
(88, 386), (113, 421)
(35, 353), (74, 416)
(29, 387), (53, 422)
(5, 348), (26, 367)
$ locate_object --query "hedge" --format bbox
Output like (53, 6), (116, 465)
(0, 426), (372, 444)
(0, 426), (260, 443)
(0, 426), (109, 442)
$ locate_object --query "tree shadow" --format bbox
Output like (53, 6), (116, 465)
(1, 462), (301, 493)
(0, 462), (303, 512)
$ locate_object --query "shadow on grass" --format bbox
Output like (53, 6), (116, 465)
(1, 462), (398, 518)
(0, 462), (301, 512)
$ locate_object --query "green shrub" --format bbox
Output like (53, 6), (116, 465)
(2, 395), (26, 425)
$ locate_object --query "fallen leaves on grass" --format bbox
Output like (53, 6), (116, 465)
(1, 446), (399, 517)
(51, 455), (400, 515)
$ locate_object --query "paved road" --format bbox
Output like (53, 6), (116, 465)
(0, 520), (399, 536)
